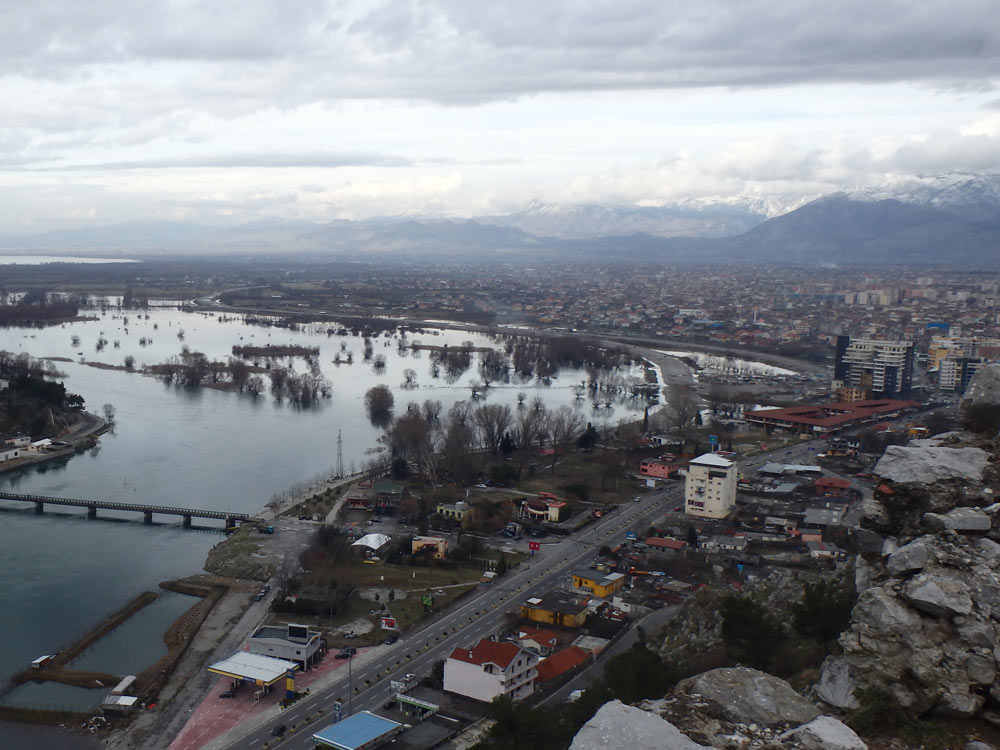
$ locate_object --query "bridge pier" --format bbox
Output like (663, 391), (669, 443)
(225, 515), (235, 529)
(88, 505), (97, 520)
(183, 514), (192, 528)
(144, 511), (153, 524)
(34, 501), (43, 514)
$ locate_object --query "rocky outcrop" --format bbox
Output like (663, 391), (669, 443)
(961, 364), (1000, 421)
(874, 444), (991, 484)
(816, 430), (1000, 719)
(675, 667), (821, 727)
(569, 700), (710, 750)
(780, 716), (867, 750)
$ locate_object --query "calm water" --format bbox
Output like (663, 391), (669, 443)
(0, 307), (651, 711)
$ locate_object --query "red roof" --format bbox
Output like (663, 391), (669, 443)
(815, 477), (851, 489)
(517, 627), (559, 647)
(644, 537), (687, 550)
(448, 640), (522, 669)
(745, 400), (918, 429)
(535, 646), (590, 682)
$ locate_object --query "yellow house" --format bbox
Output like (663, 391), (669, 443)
(570, 570), (626, 598)
(519, 591), (589, 629)
(411, 536), (448, 560)
(436, 500), (471, 522)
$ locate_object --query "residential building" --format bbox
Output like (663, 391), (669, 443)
(833, 336), (914, 398)
(444, 639), (538, 703)
(515, 627), (559, 656)
(535, 645), (591, 684)
(684, 453), (737, 519)
(436, 500), (471, 522)
(639, 458), (679, 479)
(939, 355), (986, 393)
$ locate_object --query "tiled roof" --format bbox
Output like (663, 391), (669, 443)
(448, 639), (521, 669)
(536, 646), (591, 683)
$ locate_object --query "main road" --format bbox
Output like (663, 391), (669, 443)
(221, 484), (687, 749)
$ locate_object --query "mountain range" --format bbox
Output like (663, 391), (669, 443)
(2, 173), (998, 266)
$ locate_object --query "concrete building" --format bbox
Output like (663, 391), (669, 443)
(436, 500), (471, 522)
(684, 453), (737, 519)
(411, 536), (448, 560)
(834, 336), (914, 398)
(939, 355), (986, 393)
(444, 639), (538, 703)
(569, 570), (626, 598)
(248, 623), (323, 670)
(519, 591), (590, 628)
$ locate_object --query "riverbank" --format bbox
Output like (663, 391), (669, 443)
(0, 411), (107, 476)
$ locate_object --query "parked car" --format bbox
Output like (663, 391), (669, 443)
(384, 634), (399, 645)
(253, 592), (264, 602)
(271, 724), (287, 737)
(336, 647), (356, 659)
(219, 690), (234, 698)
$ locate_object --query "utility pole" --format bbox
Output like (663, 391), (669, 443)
(348, 650), (353, 717)
(337, 430), (344, 478)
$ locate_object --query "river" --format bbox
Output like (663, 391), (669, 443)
(0, 306), (653, 714)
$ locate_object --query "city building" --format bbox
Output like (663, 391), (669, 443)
(411, 536), (448, 559)
(746, 400), (917, 435)
(248, 623), (323, 670)
(684, 453), (738, 519)
(443, 639), (538, 702)
(833, 336), (914, 398)
(639, 457), (680, 479)
(569, 570), (626, 598)
(436, 500), (471, 522)
(519, 591), (590, 628)
(939, 355), (986, 393)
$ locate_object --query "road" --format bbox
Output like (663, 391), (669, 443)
(220, 484), (687, 749)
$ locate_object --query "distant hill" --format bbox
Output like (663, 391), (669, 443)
(1, 173), (997, 265)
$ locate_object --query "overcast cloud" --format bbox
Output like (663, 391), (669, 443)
(0, 0), (998, 231)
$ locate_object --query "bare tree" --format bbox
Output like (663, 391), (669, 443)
(666, 384), (700, 433)
(385, 410), (437, 484)
(401, 368), (418, 388)
(365, 385), (395, 423)
(546, 405), (585, 474)
(441, 401), (477, 481)
(513, 406), (546, 478)
(474, 403), (513, 455)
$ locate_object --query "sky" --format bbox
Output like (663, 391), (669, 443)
(0, 0), (998, 232)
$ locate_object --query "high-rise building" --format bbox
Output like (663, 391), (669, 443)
(684, 453), (737, 519)
(834, 336), (914, 398)
(939, 356), (985, 393)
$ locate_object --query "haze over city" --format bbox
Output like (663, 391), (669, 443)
(1, 0), (999, 232)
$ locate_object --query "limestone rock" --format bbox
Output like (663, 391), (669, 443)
(961, 364), (1000, 416)
(875, 444), (991, 484)
(780, 715), (867, 750)
(814, 657), (859, 709)
(676, 667), (820, 727)
(569, 700), (710, 750)
(903, 572), (973, 617)
(924, 507), (992, 533)
(886, 537), (932, 575)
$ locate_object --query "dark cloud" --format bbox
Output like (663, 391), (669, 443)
(1, 1), (996, 103)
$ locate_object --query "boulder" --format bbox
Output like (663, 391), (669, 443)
(569, 700), (710, 750)
(886, 537), (932, 575)
(961, 364), (1000, 420)
(814, 657), (859, 709)
(979, 538), (1000, 562)
(780, 715), (867, 750)
(903, 572), (973, 618)
(676, 667), (820, 727)
(875, 445), (991, 484)
(923, 507), (992, 533)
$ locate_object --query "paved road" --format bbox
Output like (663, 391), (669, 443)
(216, 485), (687, 749)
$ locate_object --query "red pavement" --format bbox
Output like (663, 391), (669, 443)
(168, 649), (369, 750)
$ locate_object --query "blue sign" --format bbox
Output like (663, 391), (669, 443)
(708, 434), (719, 444)
(625, 531), (638, 540)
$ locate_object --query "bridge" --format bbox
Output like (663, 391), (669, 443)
(0, 491), (253, 529)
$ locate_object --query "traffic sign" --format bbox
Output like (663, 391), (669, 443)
(625, 531), (638, 540)
(708, 434), (719, 444)
(528, 541), (541, 551)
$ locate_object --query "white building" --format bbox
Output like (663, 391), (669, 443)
(684, 453), (737, 519)
(444, 639), (538, 703)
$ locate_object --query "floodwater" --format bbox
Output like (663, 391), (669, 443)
(0, 306), (651, 712)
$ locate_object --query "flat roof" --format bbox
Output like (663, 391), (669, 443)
(690, 452), (733, 468)
(208, 652), (299, 686)
(312, 711), (402, 750)
(746, 400), (917, 428)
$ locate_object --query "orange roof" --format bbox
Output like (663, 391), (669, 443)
(535, 646), (591, 682)
(517, 627), (559, 647)
(645, 536), (687, 550)
(448, 640), (521, 669)
(815, 477), (852, 489)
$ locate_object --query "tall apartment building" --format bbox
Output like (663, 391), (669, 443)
(939, 356), (985, 393)
(684, 453), (737, 519)
(834, 336), (914, 398)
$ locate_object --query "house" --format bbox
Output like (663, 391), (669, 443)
(515, 626), (559, 656)
(802, 505), (848, 528)
(807, 540), (842, 560)
(372, 479), (406, 510)
(520, 493), (568, 523)
(411, 536), (448, 560)
(443, 639), (538, 703)
(684, 453), (738, 519)
(639, 458), (679, 479)
(0, 445), (21, 463)
(344, 481), (375, 510)
(570, 570), (626, 598)
(519, 591), (590, 628)
(535, 645), (591, 683)
(436, 500), (471, 522)
(643, 537), (687, 555)
(814, 477), (852, 498)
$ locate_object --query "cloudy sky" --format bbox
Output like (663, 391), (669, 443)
(1, 0), (998, 231)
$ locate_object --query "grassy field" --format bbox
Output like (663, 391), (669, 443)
(204, 527), (273, 581)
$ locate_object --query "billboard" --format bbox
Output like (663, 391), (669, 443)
(421, 594), (434, 607)
(528, 541), (540, 551)
(380, 616), (397, 630)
